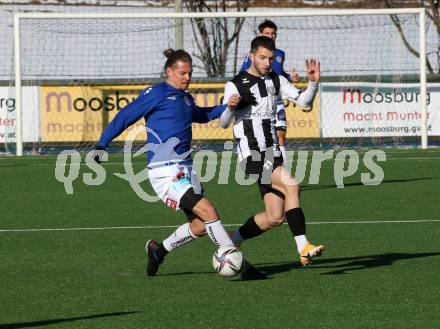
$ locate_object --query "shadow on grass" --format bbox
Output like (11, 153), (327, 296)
(0, 311), (141, 329)
(159, 270), (271, 282)
(158, 271), (214, 277)
(256, 252), (440, 276)
(302, 177), (434, 191)
(315, 252), (440, 275)
(146, 252), (440, 279)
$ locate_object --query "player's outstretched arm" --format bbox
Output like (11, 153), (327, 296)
(192, 103), (228, 123)
(306, 58), (320, 82)
(280, 59), (320, 108)
(96, 87), (158, 149)
(192, 81), (245, 124)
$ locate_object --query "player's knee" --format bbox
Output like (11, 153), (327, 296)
(266, 211), (285, 227)
(285, 183), (300, 199)
(204, 205), (219, 221)
(194, 199), (219, 221)
(189, 220), (206, 236)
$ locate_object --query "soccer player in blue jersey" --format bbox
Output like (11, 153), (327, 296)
(94, 49), (264, 278)
(240, 20), (299, 161)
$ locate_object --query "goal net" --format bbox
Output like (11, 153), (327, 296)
(7, 9), (433, 155)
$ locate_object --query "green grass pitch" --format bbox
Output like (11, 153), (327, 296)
(1, 149), (439, 328)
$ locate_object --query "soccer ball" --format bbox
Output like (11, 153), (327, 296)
(212, 246), (244, 277)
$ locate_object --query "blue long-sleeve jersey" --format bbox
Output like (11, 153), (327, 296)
(97, 82), (227, 164)
(240, 48), (291, 81)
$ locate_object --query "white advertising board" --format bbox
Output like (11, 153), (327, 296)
(0, 87), (39, 143)
(320, 82), (440, 137)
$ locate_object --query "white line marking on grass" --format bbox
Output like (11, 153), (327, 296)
(387, 157), (440, 160)
(1, 219), (439, 233)
(307, 219), (440, 225)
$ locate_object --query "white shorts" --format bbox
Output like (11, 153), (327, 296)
(148, 160), (203, 211)
(275, 100), (287, 130)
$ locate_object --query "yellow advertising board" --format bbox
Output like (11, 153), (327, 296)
(41, 85), (143, 142)
(284, 83), (320, 138)
(40, 82), (319, 142)
(190, 83), (233, 140)
(190, 82), (320, 139)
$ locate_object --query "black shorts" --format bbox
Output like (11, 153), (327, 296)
(181, 188), (204, 217)
(241, 150), (285, 199)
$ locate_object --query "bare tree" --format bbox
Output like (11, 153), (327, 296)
(254, 0), (438, 73)
(329, 0), (439, 74)
(383, 0), (439, 74)
(183, 0), (438, 75)
(184, 0), (250, 77)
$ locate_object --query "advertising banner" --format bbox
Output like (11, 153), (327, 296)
(0, 87), (39, 143)
(40, 83), (320, 142)
(189, 83), (232, 140)
(321, 82), (440, 137)
(41, 85), (139, 142)
(284, 83), (320, 138)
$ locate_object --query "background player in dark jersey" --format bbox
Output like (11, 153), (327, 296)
(222, 36), (324, 267)
(240, 19), (299, 161)
(94, 49), (251, 277)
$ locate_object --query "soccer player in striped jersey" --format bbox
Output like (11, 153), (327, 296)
(240, 19), (299, 161)
(94, 49), (261, 278)
(221, 36), (324, 266)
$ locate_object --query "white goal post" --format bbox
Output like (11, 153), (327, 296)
(13, 8), (428, 156)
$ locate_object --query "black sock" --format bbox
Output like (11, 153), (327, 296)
(285, 207), (306, 236)
(239, 216), (265, 240)
(155, 243), (169, 260)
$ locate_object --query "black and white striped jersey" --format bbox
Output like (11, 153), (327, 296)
(222, 70), (318, 161)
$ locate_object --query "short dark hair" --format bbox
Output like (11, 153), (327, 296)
(258, 20), (278, 33)
(250, 36), (275, 54)
(163, 48), (192, 72)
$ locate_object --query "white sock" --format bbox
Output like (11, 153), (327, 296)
(280, 145), (287, 162)
(231, 230), (244, 246)
(295, 234), (309, 253)
(205, 220), (234, 247)
(162, 223), (198, 252)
